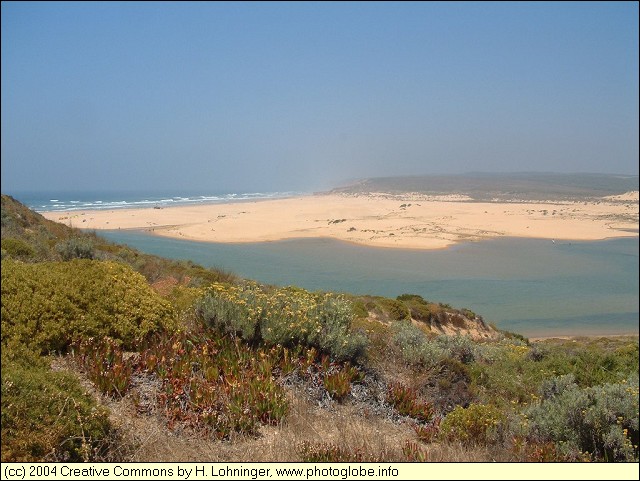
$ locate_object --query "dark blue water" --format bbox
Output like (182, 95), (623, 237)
(97, 231), (639, 338)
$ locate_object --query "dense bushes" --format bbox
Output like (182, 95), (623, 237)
(440, 403), (505, 446)
(467, 337), (639, 407)
(391, 321), (480, 367)
(1, 259), (176, 353)
(196, 283), (367, 362)
(379, 298), (410, 321)
(1, 195), (74, 262)
(1, 238), (35, 260)
(522, 375), (639, 461)
(1, 350), (117, 462)
(55, 237), (96, 260)
(390, 321), (640, 461)
(396, 293), (476, 326)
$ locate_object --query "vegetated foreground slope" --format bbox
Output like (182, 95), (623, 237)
(1, 194), (638, 462)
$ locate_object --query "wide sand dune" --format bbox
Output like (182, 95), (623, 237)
(41, 192), (639, 250)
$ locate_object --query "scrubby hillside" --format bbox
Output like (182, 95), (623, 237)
(1, 194), (638, 462)
(1, 194), (237, 285)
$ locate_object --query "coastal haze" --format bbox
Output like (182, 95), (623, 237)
(1, 3), (638, 194)
(3, 3), (639, 337)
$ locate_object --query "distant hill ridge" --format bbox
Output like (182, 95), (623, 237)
(331, 172), (640, 201)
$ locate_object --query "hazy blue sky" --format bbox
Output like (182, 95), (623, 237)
(2, 1), (638, 194)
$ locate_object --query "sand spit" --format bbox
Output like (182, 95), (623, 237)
(42, 192), (639, 250)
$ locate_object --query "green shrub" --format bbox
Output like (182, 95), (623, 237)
(498, 329), (530, 345)
(166, 285), (205, 325)
(466, 340), (532, 400)
(527, 344), (547, 362)
(467, 337), (639, 410)
(1, 349), (117, 462)
(397, 294), (432, 322)
(55, 237), (96, 260)
(461, 308), (476, 319)
(195, 282), (263, 342)
(437, 335), (477, 364)
(568, 343), (639, 386)
(313, 295), (368, 362)
(440, 403), (506, 446)
(391, 323), (479, 367)
(351, 299), (369, 319)
(196, 283), (367, 362)
(1, 259), (176, 353)
(380, 298), (410, 321)
(1, 238), (35, 259)
(523, 376), (639, 461)
(539, 373), (577, 400)
(391, 321), (441, 366)
(396, 294), (427, 303)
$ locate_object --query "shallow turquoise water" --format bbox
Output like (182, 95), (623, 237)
(98, 231), (639, 338)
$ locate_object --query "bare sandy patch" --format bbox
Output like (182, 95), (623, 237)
(603, 191), (639, 202)
(41, 192), (639, 250)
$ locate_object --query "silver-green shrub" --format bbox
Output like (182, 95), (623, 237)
(391, 323), (482, 367)
(55, 237), (96, 260)
(196, 283), (367, 362)
(523, 375), (639, 461)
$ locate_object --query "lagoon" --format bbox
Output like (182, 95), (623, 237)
(98, 231), (638, 338)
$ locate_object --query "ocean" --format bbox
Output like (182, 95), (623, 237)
(12, 189), (305, 212)
(13, 190), (639, 338)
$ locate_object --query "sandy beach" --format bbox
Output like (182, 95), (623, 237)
(41, 191), (639, 250)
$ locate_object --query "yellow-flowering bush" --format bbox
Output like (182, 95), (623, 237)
(440, 403), (505, 446)
(1, 259), (176, 353)
(196, 282), (367, 362)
